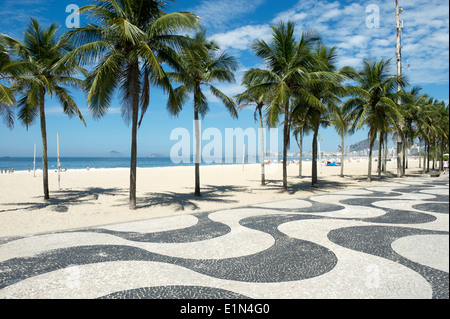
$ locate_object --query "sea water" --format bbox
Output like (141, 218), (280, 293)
(0, 156), (306, 172)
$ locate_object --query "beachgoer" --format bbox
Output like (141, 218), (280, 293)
(444, 160), (448, 174)
(28, 165), (31, 172)
(0, 169), (3, 174)
(87, 165), (90, 171)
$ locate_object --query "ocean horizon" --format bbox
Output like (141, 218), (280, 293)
(0, 156), (311, 172)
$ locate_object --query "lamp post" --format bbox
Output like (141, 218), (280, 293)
(395, 0), (404, 178)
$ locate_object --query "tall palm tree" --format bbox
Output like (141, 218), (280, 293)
(3, 19), (86, 200)
(344, 58), (407, 182)
(64, 0), (199, 209)
(242, 21), (322, 191)
(168, 31), (238, 196)
(236, 75), (269, 185)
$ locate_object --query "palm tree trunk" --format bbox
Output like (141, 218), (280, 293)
(440, 139), (444, 171)
(367, 133), (375, 182)
(432, 139), (436, 170)
(423, 139), (427, 173)
(129, 61), (140, 210)
(426, 141), (430, 172)
(340, 133), (344, 177)
(282, 101), (289, 192)
(377, 131), (382, 177)
(312, 121), (319, 187)
(259, 108), (265, 185)
(402, 134), (407, 175)
(418, 137), (422, 168)
(194, 108), (201, 196)
(383, 133), (387, 172)
(194, 85), (201, 197)
(299, 130), (303, 178)
(39, 87), (50, 200)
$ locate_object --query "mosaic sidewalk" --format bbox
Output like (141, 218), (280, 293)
(0, 175), (448, 299)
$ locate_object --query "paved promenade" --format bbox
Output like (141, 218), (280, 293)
(0, 175), (448, 300)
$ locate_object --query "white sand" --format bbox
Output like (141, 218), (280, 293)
(0, 158), (430, 238)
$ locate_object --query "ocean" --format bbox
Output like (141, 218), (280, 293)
(0, 156), (304, 172)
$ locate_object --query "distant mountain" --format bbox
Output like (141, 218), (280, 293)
(349, 138), (379, 152)
(109, 150), (123, 157)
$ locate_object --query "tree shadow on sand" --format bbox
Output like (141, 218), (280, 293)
(132, 185), (250, 211)
(0, 187), (127, 214)
(250, 177), (352, 195)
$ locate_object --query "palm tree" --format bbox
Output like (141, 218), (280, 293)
(0, 35), (35, 129)
(401, 86), (429, 171)
(291, 102), (313, 178)
(242, 21), (322, 192)
(236, 74), (269, 185)
(431, 100), (449, 171)
(330, 105), (352, 177)
(64, 0), (199, 209)
(300, 44), (352, 186)
(0, 36), (16, 129)
(3, 19), (86, 200)
(168, 31), (238, 196)
(344, 58), (407, 182)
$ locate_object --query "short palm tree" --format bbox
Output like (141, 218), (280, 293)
(344, 58), (407, 182)
(168, 31), (238, 196)
(330, 105), (352, 177)
(401, 86), (429, 171)
(64, 0), (199, 209)
(291, 101), (313, 178)
(236, 73), (270, 185)
(3, 19), (86, 199)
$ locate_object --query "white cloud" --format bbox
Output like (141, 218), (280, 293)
(190, 0), (266, 30)
(209, 24), (272, 51)
(207, 0), (448, 86)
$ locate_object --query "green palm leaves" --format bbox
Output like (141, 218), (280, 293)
(0, 37), (17, 129)
(241, 21), (350, 190)
(63, 0), (199, 208)
(344, 58), (408, 181)
(2, 19), (86, 199)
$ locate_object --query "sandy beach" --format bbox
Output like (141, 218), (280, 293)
(0, 158), (433, 238)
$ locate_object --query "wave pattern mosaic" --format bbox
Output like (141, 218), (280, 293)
(0, 177), (448, 299)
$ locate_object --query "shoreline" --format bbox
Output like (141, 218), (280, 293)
(0, 159), (442, 238)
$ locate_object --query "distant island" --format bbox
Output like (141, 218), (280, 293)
(348, 138), (379, 152)
(108, 151), (123, 157)
(147, 154), (165, 158)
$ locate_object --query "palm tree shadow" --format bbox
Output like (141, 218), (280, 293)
(252, 177), (354, 195)
(0, 187), (127, 213)
(134, 184), (249, 211)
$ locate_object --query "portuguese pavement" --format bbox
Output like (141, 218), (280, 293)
(0, 175), (448, 299)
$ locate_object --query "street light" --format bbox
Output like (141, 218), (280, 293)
(396, 0), (404, 178)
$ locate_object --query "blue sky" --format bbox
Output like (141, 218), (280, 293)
(0, 0), (448, 157)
